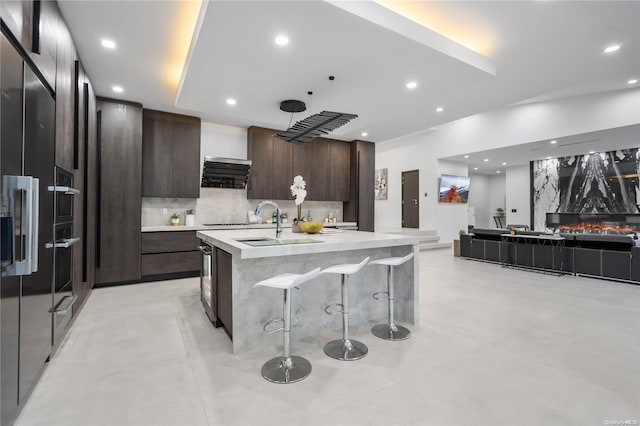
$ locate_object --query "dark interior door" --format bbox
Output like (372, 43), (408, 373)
(402, 170), (419, 228)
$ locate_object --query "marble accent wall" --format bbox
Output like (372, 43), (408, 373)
(532, 148), (640, 230)
(142, 188), (343, 226)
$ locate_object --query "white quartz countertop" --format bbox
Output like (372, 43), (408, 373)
(196, 228), (420, 259)
(141, 222), (357, 232)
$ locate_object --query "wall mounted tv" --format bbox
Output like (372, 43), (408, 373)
(439, 174), (470, 203)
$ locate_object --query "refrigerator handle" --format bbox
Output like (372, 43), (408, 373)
(30, 178), (39, 273)
(3, 175), (36, 276)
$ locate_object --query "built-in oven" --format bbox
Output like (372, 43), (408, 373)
(48, 167), (80, 346)
(49, 223), (79, 345)
(50, 167), (79, 224)
(199, 243), (220, 327)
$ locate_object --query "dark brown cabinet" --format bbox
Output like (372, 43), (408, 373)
(140, 231), (201, 277)
(1, 0), (57, 90)
(142, 109), (201, 198)
(96, 98), (143, 284)
(247, 127), (351, 201)
(216, 248), (233, 338)
(344, 140), (375, 231)
(247, 126), (278, 199)
(1, 0), (33, 57)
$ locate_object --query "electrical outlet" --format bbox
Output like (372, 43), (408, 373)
(162, 208), (168, 215)
(511, 209), (517, 213)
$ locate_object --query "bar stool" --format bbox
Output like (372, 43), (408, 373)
(254, 267), (322, 384)
(369, 252), (414, 340)
(322, 256), (370, 361)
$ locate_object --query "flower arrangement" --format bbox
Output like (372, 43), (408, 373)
(290, 175), (307, 222)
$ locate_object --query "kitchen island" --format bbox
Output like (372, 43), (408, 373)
(196, 228), (420, 353)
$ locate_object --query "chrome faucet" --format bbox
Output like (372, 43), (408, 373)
(255, 200), (282, 238)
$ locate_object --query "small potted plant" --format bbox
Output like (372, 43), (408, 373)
(170, 213), (181, 226)
(280, 211), (288, 224)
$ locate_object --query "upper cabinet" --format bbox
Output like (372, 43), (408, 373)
(142, 109), (201, 198)
(247, 127), (351, 201)
(54, 21), (75, 171)
(1, 0), (58, 90)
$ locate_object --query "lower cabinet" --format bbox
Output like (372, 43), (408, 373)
(140, 232), (201, 278)
(216, 248), (233, 338)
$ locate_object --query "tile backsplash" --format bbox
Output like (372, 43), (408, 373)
(142, 188), (344, 227)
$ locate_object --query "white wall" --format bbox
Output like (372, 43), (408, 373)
(201, 122), (247, 161)
(489, 174), (506, 224)
(468, 174), (490, 228)
(505, 164), (531, 227)
(375, 89), (640, 243)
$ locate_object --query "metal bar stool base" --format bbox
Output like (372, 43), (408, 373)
(371, 323), (411, 341)
(261, 355), (312, 384)
(323, 339), (368, 361)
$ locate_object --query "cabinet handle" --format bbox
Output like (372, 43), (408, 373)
(45, 237), (80, 249)
(198, 245), (213, 255)
(50, 295), (78, 316)
(47, 186), (80, 195)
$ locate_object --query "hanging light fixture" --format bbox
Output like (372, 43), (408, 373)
(275, 76), (358, 145)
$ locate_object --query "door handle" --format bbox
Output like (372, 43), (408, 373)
(45, 237), (80, 249)
(412, 199), (418, 205)
(47, 185), (80, 195)
(50, 294), (78, 316)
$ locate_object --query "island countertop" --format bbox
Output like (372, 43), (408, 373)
(196, 228), (421, 354)
(196, 228), (420, 259)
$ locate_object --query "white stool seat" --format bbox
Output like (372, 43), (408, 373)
(370, 252), (414, 267)
(254, 268), (321, 290)
(321, 256), (370, 275)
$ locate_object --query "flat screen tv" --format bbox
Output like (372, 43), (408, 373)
(439, 174), (470, 203)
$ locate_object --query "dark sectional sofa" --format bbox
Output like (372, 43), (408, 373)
(460, 228), (640, 284)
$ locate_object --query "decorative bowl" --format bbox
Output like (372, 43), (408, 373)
(298, 221), (325, 234)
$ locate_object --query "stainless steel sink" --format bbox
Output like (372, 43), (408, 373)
(233, 237), (324, 247)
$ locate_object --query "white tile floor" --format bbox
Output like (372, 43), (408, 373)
(16, 249), (640, 426)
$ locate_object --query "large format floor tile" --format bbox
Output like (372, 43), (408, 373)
(15, 249), (640, 426)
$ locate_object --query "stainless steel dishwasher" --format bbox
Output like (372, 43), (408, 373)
(199, 243), (220, 326)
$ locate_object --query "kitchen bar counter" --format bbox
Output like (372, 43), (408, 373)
(196, 228), (420, 353)
(141, 222), (357, 232)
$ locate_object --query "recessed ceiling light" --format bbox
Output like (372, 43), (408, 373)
(101, 39), (116, 49)
(483, 158), (489, 162)
(628, 79), (638, 85)
(226, 98), (237, 106)
(589, 150), (596, 154)
(275, 35), (289, 46)
(502, 162), (507, 166)
(464, 155), (469, 159)
(604, 44), (620, 54)
(112, 85), (123, 93)
(496, 171), (501, 174)
(550, 140), (557, 144)
(361, 132), (368, 137)
(406, 81), (417, 89)
(436, 107), (444, 112)
(473, 167), (478, 170)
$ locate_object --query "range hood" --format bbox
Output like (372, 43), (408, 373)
(201, 157), (252, 189)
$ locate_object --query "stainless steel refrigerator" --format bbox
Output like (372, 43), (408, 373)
(1, 31), (55, 426)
